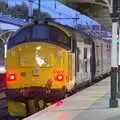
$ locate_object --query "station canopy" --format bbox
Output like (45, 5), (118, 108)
(59, 0), (112, 30)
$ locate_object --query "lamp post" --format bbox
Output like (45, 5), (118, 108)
(109, 0), (119, 108)
(118, 24), (120, 97)
(117, 0), (120, 97)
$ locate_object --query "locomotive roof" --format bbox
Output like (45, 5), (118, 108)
(11, 20), (110, 45)
(52, 22), (111, 43)
(56, 22), (93, 44)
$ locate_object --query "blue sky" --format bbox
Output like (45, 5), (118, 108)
(7, 0), (99, 27)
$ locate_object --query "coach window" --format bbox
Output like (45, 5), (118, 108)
(84, 48), (87, 72)
(85, 61), (87, 72)
(84, 48), (87, 59)
(96, 46), (99, 65)
(77, 48), (80, 72)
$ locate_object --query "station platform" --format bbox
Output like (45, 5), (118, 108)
(24, 77), (120, 120)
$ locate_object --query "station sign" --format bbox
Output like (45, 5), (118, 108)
(115, 39), (120, 43)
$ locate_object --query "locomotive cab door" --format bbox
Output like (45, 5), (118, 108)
(67, 38), (76, 91)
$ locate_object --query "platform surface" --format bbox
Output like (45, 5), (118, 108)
(24, 77), (120, 120)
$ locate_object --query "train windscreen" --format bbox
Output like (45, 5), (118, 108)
(8, 24), (71, 50)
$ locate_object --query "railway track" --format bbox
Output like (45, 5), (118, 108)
(0, 86), (16, 120)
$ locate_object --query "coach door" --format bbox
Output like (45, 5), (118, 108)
(84, 46), (91, 81)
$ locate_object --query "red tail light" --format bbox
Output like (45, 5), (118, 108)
(56, 74), (64, 81)
(7, 73), (16, 81)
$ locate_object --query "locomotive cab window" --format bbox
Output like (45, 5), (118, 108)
(32, 25), (50, 41)
(8, 24), (71, 50)
(32, 24), (71, 49)
(8, 26), (33, 49)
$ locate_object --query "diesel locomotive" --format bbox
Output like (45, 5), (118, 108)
(6, 21), (111, 117)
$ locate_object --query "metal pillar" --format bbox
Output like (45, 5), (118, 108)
(4, 43), (7, 60)
(117, 24), (120, 97)
(28, 0), (33, 22)
(109, 21), (118, 107)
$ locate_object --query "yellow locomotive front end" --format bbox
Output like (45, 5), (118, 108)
(6, 22), (76, 117)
